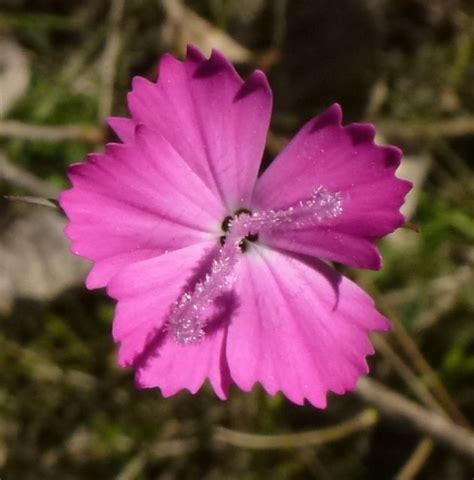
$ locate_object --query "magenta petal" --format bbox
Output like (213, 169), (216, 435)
(252, 104), (412, 269)
(86, 248), (160, 289)
(127, 46), (272, 210)
(226, 246), (389, 408)
(59, 126), (225, 288)
(107, 116), (136, 143)
(135, 328), (230, 399)
(108, 242), (212, 363)
(107, 241), (230, 398)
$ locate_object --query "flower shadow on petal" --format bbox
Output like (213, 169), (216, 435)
(127, 244), (218, 370)
(205, 290), (238, 383)
(131, 286), (238, 395)
(206, 290), (239, 335)
(130, 326), (167, 372)
(128, 243), (239, 378)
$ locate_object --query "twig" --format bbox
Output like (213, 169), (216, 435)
(365, 79), (388, 119)
(362, 280), (471, 428)
(98, 0), (126, 120)
(116, 438), (198, 480)
(272, 0), (288, 49)
(379, 117), (474, 140)
(214, 409), (378, 450)
(117, 407), (379, 479)
(391, 319), (471, 428)
(400, 221), (420, 232)
(267, 117), (474, 157)
(59, 24), (106, 85)
(415, 282), (466, 331)
(0, 151), (59, 197)
(396, 437), (434, 480)
(382, 267), (471, 310)
(148, 437), (199, 459)
(0, 11), (81, 32)
(0, 120), (104, 143)
(161, 0), (253, 63)
(5, 195), (60, 210)
(0, 336), (96, 391)
(357, 378), (474, 458)
(372, 335), (445, 415)
(115, 452), (148, 480)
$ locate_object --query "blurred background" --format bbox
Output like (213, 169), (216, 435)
(0, 0), (473, 478)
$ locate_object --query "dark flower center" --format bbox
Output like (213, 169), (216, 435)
(220, 208), (259, 251)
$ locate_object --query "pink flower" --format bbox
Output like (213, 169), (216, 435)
(59, 46), (411, 408)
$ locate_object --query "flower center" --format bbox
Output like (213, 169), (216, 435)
(220, 208), (259, 252)
(167, 186), (344, 344)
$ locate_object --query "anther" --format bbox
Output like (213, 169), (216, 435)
(221, 216), (233, 232)
(234, 208), (252, 217)
(246, 232), (259, 242)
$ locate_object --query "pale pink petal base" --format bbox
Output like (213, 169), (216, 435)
(226, 245), (389, 408)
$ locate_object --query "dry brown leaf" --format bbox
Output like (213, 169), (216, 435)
(161, 0), (253, 63)
(0, 36), (30, 118)
(0, 206), (89, 314)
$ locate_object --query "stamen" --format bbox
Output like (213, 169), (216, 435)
(168, 187), (343, 344)
(168, 232), (242, 344)
(252, 186), (343, 231)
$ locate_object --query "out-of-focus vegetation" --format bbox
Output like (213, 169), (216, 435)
(0, 0), (473, 478)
